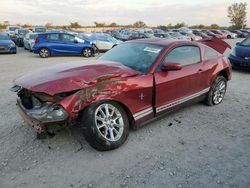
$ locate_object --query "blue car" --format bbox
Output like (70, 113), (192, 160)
(0, 33), (16, 54)
(33, 32), (97, 58)
(229, 37), (250, 69)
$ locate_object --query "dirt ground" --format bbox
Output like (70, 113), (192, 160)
(0, 39), (249, 188)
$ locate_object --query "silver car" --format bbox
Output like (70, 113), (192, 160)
(168, 32), (191, 40)
(23, 33), (38, 51)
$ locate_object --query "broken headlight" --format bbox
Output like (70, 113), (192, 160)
(26, 103), (68, 123)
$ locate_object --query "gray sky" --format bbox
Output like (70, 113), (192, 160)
(0, 0), (249, 26)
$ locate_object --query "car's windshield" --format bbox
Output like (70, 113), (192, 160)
(18, 30), (28, 35)
(9, 27), (19, 31)
(99, 43), (164, 74)
(240, 37), (250, 46)
(0, 34), (10, 40)
(35, 28), (46, 32)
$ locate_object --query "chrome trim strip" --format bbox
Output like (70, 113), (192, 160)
(133, 107), (153, 121)
(156, 87), (210, 113)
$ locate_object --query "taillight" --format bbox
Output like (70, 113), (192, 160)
(35, 38), (39, 44)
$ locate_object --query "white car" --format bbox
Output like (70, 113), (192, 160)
(23, 33), (38, 51)
(77, 33), (122, 51)
(168, 32), (191, 40)
(182, 33), (202, 41)
(6, 26), (20, 38)
(94, 37), (122, 51)
(221, 30), (237, 39)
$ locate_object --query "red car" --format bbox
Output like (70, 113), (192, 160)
(11, 37), (232, 151)
(192, 31), (210, 39)
(211, 30), (227, 39)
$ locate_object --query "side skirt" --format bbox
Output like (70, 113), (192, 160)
(135, 95), (207, 129)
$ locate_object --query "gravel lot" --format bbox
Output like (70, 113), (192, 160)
(0, 39), (249, 188)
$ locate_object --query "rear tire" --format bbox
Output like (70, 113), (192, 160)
(82, 48), (93, 57)
(81, 101), (129, 151)
(39, 48), (50, 58)
(206, 76), (227, 106)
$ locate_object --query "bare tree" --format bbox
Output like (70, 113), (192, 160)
(228, 2), (247, 29)
(133, 21), (147, 28)
(70, 22), (81, 28)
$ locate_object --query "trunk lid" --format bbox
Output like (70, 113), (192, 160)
(199, 37), (231, 54)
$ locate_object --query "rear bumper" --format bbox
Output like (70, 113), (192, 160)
(16, 99), (68, 133)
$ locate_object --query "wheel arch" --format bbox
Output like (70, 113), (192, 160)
(79, 99), (135, 127)
(209, 67), (231, 87)
(82, 46), (94, 55)
(217, 69), (230, 81)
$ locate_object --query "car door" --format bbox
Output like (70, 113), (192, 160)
(154, 45), (207, 114)
(46, 33), (62, 53)
(60, 33), (80, 54)
(96, 38), (111, 50)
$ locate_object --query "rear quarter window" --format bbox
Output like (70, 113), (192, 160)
(205, 47), (218, 59)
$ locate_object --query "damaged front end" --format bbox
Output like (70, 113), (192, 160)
(10, 85), (70, 134)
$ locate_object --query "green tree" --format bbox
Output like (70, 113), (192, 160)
(228, 2), (247, 29)
(133, 21), (147, 28)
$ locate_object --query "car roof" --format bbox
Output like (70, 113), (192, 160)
(126, 38), (196, 47)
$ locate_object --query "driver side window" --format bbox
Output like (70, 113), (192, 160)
(156, 45), (201, 72)
(164, 45), (201, 66)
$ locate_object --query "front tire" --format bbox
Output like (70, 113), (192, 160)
(82, 48), (93, 57)
(206, 76), (227, 106)
(39, 48), (50, 58)
(81, 101), (129, 151)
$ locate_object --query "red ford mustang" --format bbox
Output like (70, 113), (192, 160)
(11, 37), (232, 151)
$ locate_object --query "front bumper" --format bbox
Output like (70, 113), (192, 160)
(0, 45), (16, 54)
(16, 99), (69, 133)
(228, 54), (250, 70)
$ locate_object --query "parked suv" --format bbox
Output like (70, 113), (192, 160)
(33, 32), (97, 58)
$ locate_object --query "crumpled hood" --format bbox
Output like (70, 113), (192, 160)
(14, 60), (140, 96)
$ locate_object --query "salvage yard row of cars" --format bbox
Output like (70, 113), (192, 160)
(1, 26), (250, 57)
(1, 26), (250, 70)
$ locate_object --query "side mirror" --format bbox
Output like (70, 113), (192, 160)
(74, 39), (78, 43)
(236, 42), (240, 46)
(161, 62), (182, 71)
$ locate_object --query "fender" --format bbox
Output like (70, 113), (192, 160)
(209, 57), (232, 85)
(59, 78), (135, 119)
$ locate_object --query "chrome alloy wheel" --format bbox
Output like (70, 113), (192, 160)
(39, 48), (49, 58)
(95, 103), (124, 142)
(83, 48), (92, 57)
(213, 80), (226, 104)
